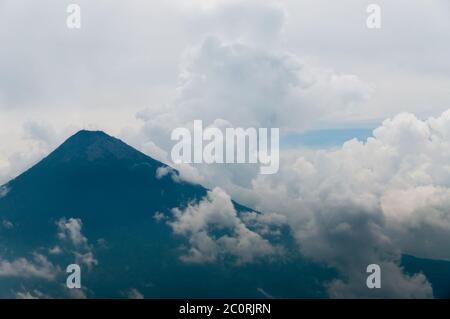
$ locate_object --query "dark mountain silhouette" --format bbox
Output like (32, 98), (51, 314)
(0, 130), (335, 298)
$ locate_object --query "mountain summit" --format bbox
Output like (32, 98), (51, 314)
(1, 130), (206, 244)
(45, 130), (151, 163)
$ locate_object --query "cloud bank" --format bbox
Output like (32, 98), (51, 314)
(170, 187), (281, 264)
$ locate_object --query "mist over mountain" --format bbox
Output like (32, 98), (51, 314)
(0, 130), (448, 299)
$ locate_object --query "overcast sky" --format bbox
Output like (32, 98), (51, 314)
(1, 1), (449, 130)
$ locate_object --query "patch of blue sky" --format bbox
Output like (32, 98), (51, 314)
(282, 127), (376, 149)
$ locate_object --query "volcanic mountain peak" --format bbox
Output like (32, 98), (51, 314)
(46, 130), (149, 163)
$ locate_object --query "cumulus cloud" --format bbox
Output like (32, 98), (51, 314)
(240, 211), (287, 237)
(74, 251), (98, 271)
(56, 217), (98, 269)
(328, 261), (433, 299)
(57, 218), (88, 247)
(129, 29), (374, 197)
(177, 36), (372, 129)
(128, 10), (374, 191)
(132, 41), (449, 294)
(48, 246), (63, 255)
(229, 109), (450, 297)
(0, 253), (59, 280)
(290, 199), (433, 298)
(156, 166), (182, 183)
(169, 187), (281, 264)
(136, 34), (373, 156)
(155, 109), (450, 297)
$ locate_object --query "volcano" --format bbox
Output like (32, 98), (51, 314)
(0, 130), (336, 299)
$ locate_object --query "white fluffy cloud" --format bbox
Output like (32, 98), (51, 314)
(57, 217), (98, 269)
(131, 30), (374, 192)
(169, 187), (281, 264)
(0, 253), (59, 280)
(74, 251), (98, 270)
(136, 34), (373, 157)
(57, 218), (88, 247)
(328, 261), (433, 299)
(230, 110), (450, 297)
(155, 109), (450, 297)
(171, 36), (372, 130)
